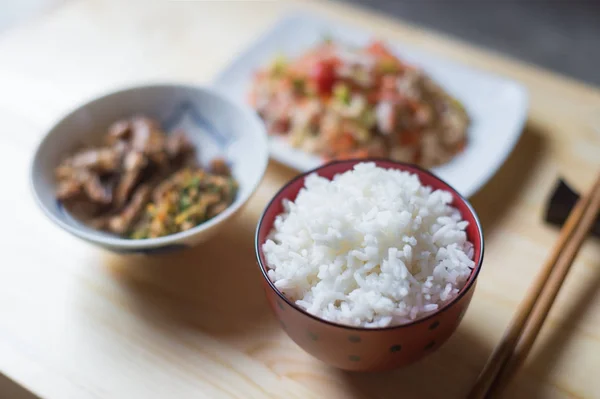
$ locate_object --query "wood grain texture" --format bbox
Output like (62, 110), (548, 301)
(0, 1), (599, 398)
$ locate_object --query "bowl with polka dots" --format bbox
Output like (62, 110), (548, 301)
(255, 159), (484, 371)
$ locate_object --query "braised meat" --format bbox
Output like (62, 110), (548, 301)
(55, 115), (237, 239)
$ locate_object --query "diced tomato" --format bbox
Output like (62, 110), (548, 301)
(269, 120), (290, 135)
(309, 60), (337, 95)
(367, 41), (406, 72)
(379, 91), (404, 103)
(381, 75), (397, 91)
(366, 41), (396, 58)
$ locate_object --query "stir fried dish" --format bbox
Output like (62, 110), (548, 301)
(55, 116), (237, 239)
(249, 40), (469, 168)
(130, 167), (237, 239)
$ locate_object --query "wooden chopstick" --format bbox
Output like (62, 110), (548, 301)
(468, 172), (600, 399)
(487, 173), (600, 397)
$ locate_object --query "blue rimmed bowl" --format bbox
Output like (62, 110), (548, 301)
(31, 84), (268, 253)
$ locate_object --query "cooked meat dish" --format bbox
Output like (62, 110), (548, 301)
(248, 40), (469, 168)
(55, 116), (238, 239)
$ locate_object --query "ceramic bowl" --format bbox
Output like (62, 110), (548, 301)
(31, 84), (269, 254)
(255, 159), (484, 371)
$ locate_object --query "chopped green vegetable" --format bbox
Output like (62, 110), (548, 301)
(189, 176), (201, 188)
(360, 109), (377, 128)
(270, 54), (287, 77)
(229, 180), (238, 198)
(333, 83), (351, 105)
(292, 78), (305, 94)
(179, 196), (191, 211)
(449, 96), (467, 115)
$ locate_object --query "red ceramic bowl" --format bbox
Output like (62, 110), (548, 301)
(255, 159), (484, 371)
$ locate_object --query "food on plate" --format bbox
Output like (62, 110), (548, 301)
(249, 40), (469, 167)
(55, 116), (237, 239)
(262, 162), (474, 327)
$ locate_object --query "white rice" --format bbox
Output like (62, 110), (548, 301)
(262, 162), (475, 328)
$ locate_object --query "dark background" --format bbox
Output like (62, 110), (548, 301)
(337, 0), (600, 86)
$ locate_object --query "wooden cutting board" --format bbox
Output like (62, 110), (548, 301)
(0, 0), (599, 398)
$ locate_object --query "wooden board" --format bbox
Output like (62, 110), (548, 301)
(0, 0), (599, 398)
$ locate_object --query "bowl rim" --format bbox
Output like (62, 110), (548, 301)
(255, 158), (485, 331)
(30, 83), (269, 249)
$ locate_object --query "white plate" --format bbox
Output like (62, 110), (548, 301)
(212, 13), (528, 197)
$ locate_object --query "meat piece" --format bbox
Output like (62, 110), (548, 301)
(67, 200), (105, 221)
(107, 185), (151, 234)
(413, 105), (433, 128)
(390, 146), (416, 162)
(56, 168), (111, 204)
(88, 216), (110, 230)
(209, 158), (231, 176)
(82, 172), (112, 204)
(60, 147), (122, 173)
(114, 151), (147, 208)
(106, 120), (132, 145)
(419, 132), (453, 168)
(130, 116), (167, 165)
(166, 131), (194, 159)
(124, 150), (147, 171)
(440, 110), (468, 147)
(365, 137), (387, 157)
(56, 178), (83, 201)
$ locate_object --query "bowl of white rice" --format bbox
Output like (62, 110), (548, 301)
(255, 160), (484, 371)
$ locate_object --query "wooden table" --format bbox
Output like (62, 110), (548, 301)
(1, 1), (599, 398)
